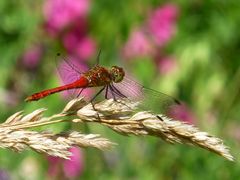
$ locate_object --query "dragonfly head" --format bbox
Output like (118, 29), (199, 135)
(110, 66), (125, 83)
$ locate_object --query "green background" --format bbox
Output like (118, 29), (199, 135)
(0, 1), (239, 179)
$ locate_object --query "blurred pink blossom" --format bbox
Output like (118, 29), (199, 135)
(168, 104), (196, 124)
(63, 147), (84, 178)
(122, 3), (179, 61)
(48, 147), (84, 179)
(63, 23), (96, 61)
(122, 29), (153, 60)
(75, 37), (96, 60)
(62, 20), (87, 47)
(22, 46), (42, 69)
(43, 0), (90, 34)
(64, 33), (96, 60)
(47, 156), (61, 177)
(158, 56), (178, 75)
(57, 55), (93, 99)
(148, 3), (179, 46)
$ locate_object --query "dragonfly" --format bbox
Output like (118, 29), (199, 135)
(25, 51), (180, 116)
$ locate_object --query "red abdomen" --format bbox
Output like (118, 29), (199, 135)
(25, 76), (89, 101)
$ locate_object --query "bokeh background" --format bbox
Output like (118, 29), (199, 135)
(0, 0), (240, 179)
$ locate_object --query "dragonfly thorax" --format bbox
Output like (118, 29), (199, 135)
(110, 66), (125, 83)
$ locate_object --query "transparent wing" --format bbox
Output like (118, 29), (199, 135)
(56, 54), (89, 98)
(109, 75), (180, 115)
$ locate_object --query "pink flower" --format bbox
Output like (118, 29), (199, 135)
(48, 147), (84, 179)
(43, 0), (90, 34)
(63, 147), (84, 178)
(63, 33), (96, 61)
(75, 37), (96, 60)
(63, 23), (96, 61)
(57, 55), (93, 99)
(22, 45), (42, 69)
(47, 156), (61, 176)
(122, 29), (153, 60)
(63, 24), (85, 53)
(148, 3), (179, 46)
(158, 56), (178, 75)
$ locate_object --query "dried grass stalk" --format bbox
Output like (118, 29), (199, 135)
(0, 129), (112, 159)
(0, 97), (233, 161)
(0, 98), (115, 159)
(75, 98), (234, 161)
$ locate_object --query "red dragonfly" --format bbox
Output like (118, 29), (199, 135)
(25, 52), (180, 115)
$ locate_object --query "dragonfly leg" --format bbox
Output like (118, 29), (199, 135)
(157, 115), (164, 121)
(90, 86), (105, 120)
(91, 86), (105, 103)
(108, 84), (135, 113)
(77, 88), (85, 98)
(109, 85), (117, 101)
(105, 85), (109, 99)
(111, 84), (127, 98)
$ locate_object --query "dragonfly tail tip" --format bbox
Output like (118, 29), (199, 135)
(25, 96), (33, 102)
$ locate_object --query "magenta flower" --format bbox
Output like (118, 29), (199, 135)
(122, 4), (179, 61)
(63, 147), (84, 178)
(47, 156), (61, 177)
(22, 45), (42, 69)
(63, 32), (96, 61)
(63, 22), (96, 61)
(43, 0), (96, 61)
(122, 29), (153, 60)
(75, 37), (96, 60)
(48, 147), (84, 179)
(158, 56), (178, 75)
(62, 21), (87, 49)
(43, 0), (90, 34)
(148, 3), (179, 46)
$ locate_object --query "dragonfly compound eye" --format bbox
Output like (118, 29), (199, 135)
(110, 66), (125, 83)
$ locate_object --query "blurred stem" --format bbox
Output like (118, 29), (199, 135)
(219, 66), (240, 127)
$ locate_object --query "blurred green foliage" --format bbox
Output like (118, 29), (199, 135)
(0, 0), (240, 179)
